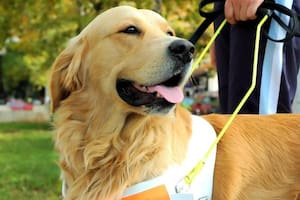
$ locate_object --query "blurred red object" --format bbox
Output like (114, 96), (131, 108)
(8, 99), (33, 111)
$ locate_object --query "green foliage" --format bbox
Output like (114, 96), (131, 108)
(0, 123), (60, 200)
(2, 51), (29, 90)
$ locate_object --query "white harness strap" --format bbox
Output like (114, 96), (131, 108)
(122, 115), (217, 200)
(62, 179), (67, 198)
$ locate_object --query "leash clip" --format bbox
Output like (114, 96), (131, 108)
(175, 178), (191, 194)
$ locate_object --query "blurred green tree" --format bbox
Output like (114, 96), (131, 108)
(0, 0), (210, 102)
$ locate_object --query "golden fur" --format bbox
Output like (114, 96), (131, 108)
(205, 114), (300, 200)
(50, 5), (300, 200)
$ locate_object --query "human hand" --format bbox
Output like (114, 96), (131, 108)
(224, 0), (264, 24)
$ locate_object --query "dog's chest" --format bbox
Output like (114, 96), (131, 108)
(122, 115), (217, 200)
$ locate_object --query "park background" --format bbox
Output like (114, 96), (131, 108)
(0, 0), (300, 200)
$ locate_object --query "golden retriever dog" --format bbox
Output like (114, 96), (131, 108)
(50, 5), (300, 200)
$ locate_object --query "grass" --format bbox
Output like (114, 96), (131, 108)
(0, 122), (62, 200)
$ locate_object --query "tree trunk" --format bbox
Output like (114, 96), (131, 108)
(0, 55), (7, 103)
(154, 0), (162, 14)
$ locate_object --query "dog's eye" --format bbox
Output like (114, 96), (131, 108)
(167, 31), (174, 36)
(122, 26), (140, 34)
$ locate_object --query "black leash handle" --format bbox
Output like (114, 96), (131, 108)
(189, 17), (215, 44)
(259, 1), (299, 42)
(189, 0), (224, 44)
(189, 0), (300, 44)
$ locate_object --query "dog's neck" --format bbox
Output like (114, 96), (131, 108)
(54, 91), (192, 199)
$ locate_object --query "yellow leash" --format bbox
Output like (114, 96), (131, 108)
(192, 19), (227, 73)
(183, 15), (269, 186)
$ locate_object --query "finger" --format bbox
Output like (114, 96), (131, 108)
(239, 3), (250, 21)
(225, 0), (237, 24)
(247, 0), (264, 19)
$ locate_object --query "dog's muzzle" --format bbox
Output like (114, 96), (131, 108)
(117, 39), (194, 113)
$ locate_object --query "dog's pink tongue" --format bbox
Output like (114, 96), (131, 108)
(148, 85), (184, 103)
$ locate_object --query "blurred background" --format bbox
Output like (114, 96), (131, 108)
(0, 0), (218, 119)
(0, 1), (217, 200)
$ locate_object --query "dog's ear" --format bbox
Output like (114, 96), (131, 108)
(50, 37), (86, 112)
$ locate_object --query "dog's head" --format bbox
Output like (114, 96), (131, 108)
(50, 5), (194, 115)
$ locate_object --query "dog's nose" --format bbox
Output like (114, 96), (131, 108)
(168, 39), (195, 63)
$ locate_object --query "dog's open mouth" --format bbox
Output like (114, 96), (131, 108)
(116, 72), (185, 107)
